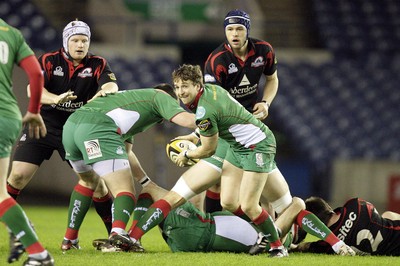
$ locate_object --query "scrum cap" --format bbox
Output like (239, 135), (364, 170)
(223, 9), (251, 38)
(62, 20), (91, 53)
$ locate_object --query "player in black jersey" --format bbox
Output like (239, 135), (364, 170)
(192, 10), (299, 253)
(6, 20), (118, 258)
(294, 196), (400, 256)
(202, 9), (281, 213)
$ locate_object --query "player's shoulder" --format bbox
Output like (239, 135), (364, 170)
(250, 37), (274, 50)
(207, 42), (231, 60)
(87, 52), (107, 61)
(87, 53), (109, 64)
(40, 48), (62, 58)
(203, 84), (229, 100)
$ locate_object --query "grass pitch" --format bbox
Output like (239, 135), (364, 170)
(0, 206), (399, 265)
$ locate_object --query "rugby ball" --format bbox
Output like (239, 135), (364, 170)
(166, 139), (199, 167)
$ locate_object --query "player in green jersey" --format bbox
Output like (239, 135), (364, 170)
(111, 65), (355, 257)
(62, 84), (196, 251)
(0, 19), (54, 265)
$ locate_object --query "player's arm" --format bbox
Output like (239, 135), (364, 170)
(175, 133), (218, 167)
(170, 112), (197, 129)
(28, 86), (77, 105)
(172, 128), (200, 145)
(89, 81), (119, 101)
(19, 55), (47, 138)
(291, 242), (311, 252)
(253, 71), (278, 120)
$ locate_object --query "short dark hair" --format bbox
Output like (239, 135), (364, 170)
(154, 83), (177, 100)
(305, 196), (335, 225)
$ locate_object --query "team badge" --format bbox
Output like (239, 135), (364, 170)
(116, 146), (124, 155)
(256, 153), (265, 167)
(78, 68), (93, 78)
(196, 106), (206, 119)
(251, 56), (265, 67)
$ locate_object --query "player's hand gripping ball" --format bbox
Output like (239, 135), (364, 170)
(166, 139), (199, 167)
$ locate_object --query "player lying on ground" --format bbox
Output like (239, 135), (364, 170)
(93, 182), (355, 255)
(292, 196), (400, 256)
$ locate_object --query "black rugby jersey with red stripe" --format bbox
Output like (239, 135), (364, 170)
(38, 48), (117, 134)
(204, 37), (276, 112)
(309, 198), (400, 255)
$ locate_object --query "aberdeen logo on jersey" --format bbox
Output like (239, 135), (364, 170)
(53, 66), (64, 76)
(78, 67), (93, 78)
(228, 63), (238, 74)
(251, 56), (265, 67)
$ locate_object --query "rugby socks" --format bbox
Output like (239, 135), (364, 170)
(296, 210), (341, 246)
(7, 182), (20, 200)
(0, 198), (46, 255)
(129, 199), (171, 241)
(253, 209), (283, 249)
(205, 190), (222, 213)
(92, 192), (113, 234)
(64, 184), (94, 240)
(133, 193), (153, 221)
(233, 206), (251, 222)
(128, 193), (154, 234)
(111, 192), (135, 233)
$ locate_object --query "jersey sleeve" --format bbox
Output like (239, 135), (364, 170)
(37, 53), (52, 87)
(153, 91), (186, 120)
(97, 60), (117, 87)
(262, 42), (277, 76)
(195, 102), (219, 137)
(14, 29), (34, 64)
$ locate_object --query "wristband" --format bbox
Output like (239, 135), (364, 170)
(261, 100), (270, 108)
(139, 176), (151, 187)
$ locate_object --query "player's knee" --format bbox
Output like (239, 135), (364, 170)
(271, 191), (293, 215)
(94, 180), (109, 197)
(220, 200), (238, 212)
(8, 170), (29, 188)
(292, 197), (306, 212)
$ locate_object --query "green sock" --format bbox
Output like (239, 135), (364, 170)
(133, 193), (153, 221)
(113, 193), (135, 230)
(130, 199), (171, 240)
(0, 199), (39, 248)
(296, 210), (340, 245)
(66, 185), (93, 231)
(253, 209), (281, 247)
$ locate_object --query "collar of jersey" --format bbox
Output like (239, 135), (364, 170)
(186, 87), (204, 111)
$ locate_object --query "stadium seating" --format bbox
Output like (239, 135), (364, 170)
(312, 0), (400, 56)
(5, 0), (399, 179)
(274, 56), (399, 172)
(1, 0), (60, 52)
